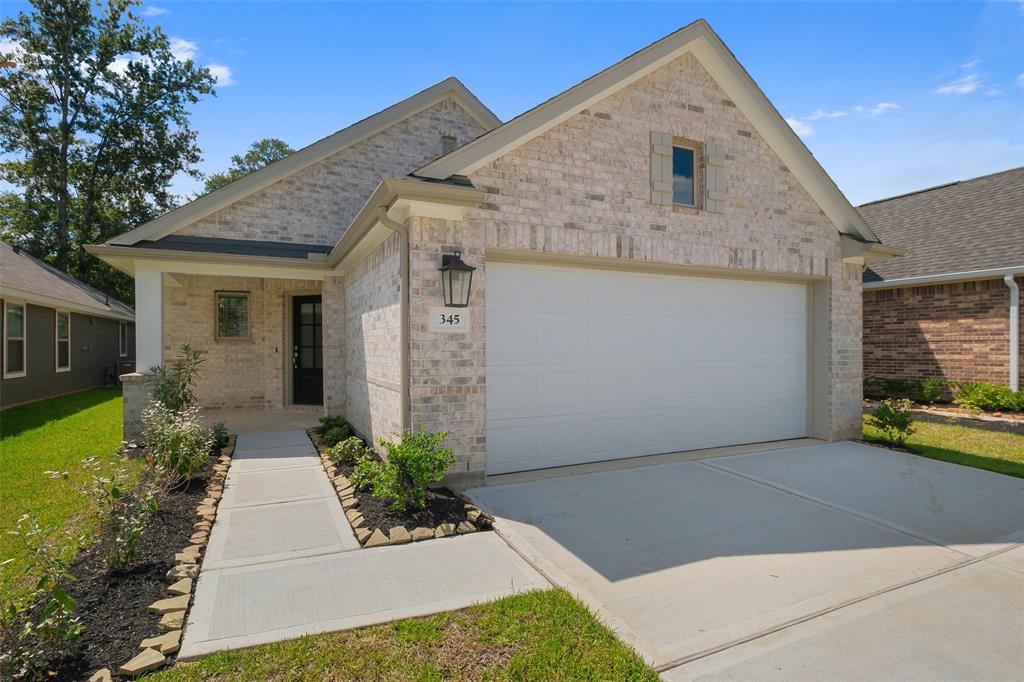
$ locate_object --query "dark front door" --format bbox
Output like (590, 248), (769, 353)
(292, 295), (323, 405)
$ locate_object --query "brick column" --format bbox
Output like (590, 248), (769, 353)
(121, 372), (152, 442)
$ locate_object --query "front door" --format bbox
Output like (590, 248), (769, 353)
(292, 295), (323, 405)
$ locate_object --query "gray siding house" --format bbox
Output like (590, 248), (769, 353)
(1, 240), (135, 409)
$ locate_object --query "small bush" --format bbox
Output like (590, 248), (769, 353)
(350, 456), (384, 492)
(211, 421), (229, 450)
(919, 378), (945, 404)
(146, 344), (205, 412)
(953, 381), (1021, 412)
(867, 398), (916, 447)
(372, 429), (455, 511)
(143, 403), (213, 482)
(322, 424), (352, 448)
(329, 436), (370, 466)
(318, 415), (349, 435)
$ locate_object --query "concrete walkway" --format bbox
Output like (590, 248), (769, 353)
(180, 430), (548, 659)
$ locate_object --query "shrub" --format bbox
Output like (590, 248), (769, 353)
(952, 381), (1021, 412)
(318, 415), (349, 435)
(322, 424), (352, 448)
(919, 378), (945, 404)
(350, 456), (383, 492)
(211, 421), (229, 450)
(867, 398), (916, 447)
(372, 429), (455, 512)
(142, 403), (213, 482)
(329, 436), (370, 466)
(146, 344), (205, 412)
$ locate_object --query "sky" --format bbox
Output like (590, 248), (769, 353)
(3, 0), (1023, 206)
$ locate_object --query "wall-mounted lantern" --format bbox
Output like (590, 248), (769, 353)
(439, 250), (475, 308)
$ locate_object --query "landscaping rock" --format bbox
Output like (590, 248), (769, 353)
(456, 521), (476, 534)
(467, 508), (481, 523)
(141, 629), (181, 655)
(88, 668), (112, 682)
(148, 594), (189, 614)
(410, 527), (434, 542)
(389, 526), (411, 544)
(363, 528), (389, 548)
(336, 485), (354, 496)
(159, 611), (185, 630)
(355, 527), (372, 543)
(435, 523), (456, 538)
(341, 497), (359, 510)
(118, 648), (166, 676)
(345, 509), (364, 527)
(173, 552), (198, 564)
(195, 505), (216, 516)
(167, 577), (193, 595)
(166, 564), (198, 579)
(335, 475), (351, 487)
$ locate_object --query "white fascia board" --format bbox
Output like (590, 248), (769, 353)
(840, 235), (905, 265)
(108, 78), (499, 247)
(0, 284), (135, 322)
(416, 20), (881, 244)
(864, 265), (1024, 289)
(86, 244), (329, 281)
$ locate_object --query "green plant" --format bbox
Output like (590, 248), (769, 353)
(322, 424), (352, 448)
(953, 381), (1021, 412)
(211, 421), (229, 450)
(372, 429), (455, 512)
(919, 378), (945, 404)
(0, 516), (83, 680)
(866, 398), (916, 447)
(329, 437), (370, 467)
(106, 482), (159, 570)
(142, 404), (213, 482)
(318, 415), (349, 435)
(350, 456), (383, 492)
(146, 344), (206, 412)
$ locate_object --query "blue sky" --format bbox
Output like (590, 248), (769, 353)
(5, 1), (1023, 205)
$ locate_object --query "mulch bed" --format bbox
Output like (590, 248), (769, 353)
(26, 450), (217, 680)
(863, 400), (1024, 435)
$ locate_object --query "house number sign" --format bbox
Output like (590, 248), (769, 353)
(429, 306), (470, 333)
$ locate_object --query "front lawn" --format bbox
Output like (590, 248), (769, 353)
(150, 589), (657, 681)
(863, 416), (1024, 478)
(0, 388), (140, 601)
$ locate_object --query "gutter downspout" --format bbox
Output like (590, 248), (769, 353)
(1005, 274), (1020, 392)
(378, 207), (411, 431)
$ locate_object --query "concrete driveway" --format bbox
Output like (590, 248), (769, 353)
(466, 441), (1024, 680)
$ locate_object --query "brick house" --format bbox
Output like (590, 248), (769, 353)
(88, 20), (899, 483)
(861, 167), (1022, 392)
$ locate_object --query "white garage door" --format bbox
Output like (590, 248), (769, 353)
(485, 262), (808, 474)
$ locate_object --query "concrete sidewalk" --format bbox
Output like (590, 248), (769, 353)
(179, 430), (548, 659)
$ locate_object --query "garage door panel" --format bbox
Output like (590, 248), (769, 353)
(486, 263), (809, 474)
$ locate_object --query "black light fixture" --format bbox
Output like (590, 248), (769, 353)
(439, 250), (476, 308)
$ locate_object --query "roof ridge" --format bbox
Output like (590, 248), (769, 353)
(859, 165), (1024, 207)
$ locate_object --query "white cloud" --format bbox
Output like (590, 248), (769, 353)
(856, 102), (900, 117)
(936, 73), (981, 95)
(0, 38), (24, 64)
(805, 108), (848, 121)
(785, 117), (814, 137)
(141, 5), (169, 17)
(206, 63), (236, 86)
(959, 59), (980, 70)
(169, 38), (199, 62)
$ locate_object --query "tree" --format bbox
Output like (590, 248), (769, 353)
(203, 138), (294, 194)
(0, 0), (215, 303)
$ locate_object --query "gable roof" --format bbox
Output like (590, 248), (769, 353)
(109, 77), (500, 246)
(414, 19), (880, 244)
(861, 166), (1024, 284)
(0, 241), (134, 320)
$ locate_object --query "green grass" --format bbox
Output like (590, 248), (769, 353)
(149, 589), (657, 681)
(863, 416), (1024, 478)
(0, 388), (139, 601)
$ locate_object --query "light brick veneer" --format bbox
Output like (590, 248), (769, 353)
(864, 277), (1023, 386)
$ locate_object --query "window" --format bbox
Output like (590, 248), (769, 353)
(672, 145), (696, 206)
(119, 321), (129, 357)
(4, 301), (26, 378)
(56, 311), (70, 372)
(441, 134), (457, 155)
(216, 292), (249, 339)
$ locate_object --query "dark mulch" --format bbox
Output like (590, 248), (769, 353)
(28, 453), (216, 680)
(308, 430), (483, 534)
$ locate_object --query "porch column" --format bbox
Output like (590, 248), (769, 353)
(135, 263), (164, 372)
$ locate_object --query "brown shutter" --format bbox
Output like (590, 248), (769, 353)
(705, 141), (727, 213)
(651, 131), (674, 205)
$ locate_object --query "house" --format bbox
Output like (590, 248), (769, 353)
(87, 20), (899, 483)
(1, 240), (135, 409)
(861, 167), (1022, 392)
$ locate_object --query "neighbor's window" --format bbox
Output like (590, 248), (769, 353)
(672, 145), (696, 206)
(56, 311), (70, 372)
(4, 301), (26, 378)
(216, 292), (249, 339)
(119, 321), (128, 357)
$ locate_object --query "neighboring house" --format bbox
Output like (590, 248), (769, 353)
(861, 167), (1023, 392)
(87, 20), (898, 483)
(0, 240), (136, 409)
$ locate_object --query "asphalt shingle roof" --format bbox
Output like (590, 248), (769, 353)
(860, 167), (1024, 283)
(0, 240), (134, 318)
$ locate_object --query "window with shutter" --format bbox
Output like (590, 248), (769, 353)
(650, 131), (674, 205)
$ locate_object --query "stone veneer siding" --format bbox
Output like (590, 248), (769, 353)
(405, 51), (864, 480)
(344, 234), (403, 449)
(177, 98), (488, 247)
(864, 277), (1023, 386)
(163, 274), (321, 409)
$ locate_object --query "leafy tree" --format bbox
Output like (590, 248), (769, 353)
(0, 0), (216, 303)
(203, 138), (294, 194)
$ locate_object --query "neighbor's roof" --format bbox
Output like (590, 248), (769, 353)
(860, 167), (1024, 284)
(0, 241), (135, 320)
(415, 19), (881, 244)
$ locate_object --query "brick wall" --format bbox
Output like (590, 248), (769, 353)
(177, 98), (488, 247)
(864, 277), (1023, 386)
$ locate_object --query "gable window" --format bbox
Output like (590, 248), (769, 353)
(4, 301), (26, 378)
(441, 134), (457, 155)
(119, 321), (128, 357)
(672, 145), (696, 206)
(56, 311), (71, 372)
(216, 292), (249, 339)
